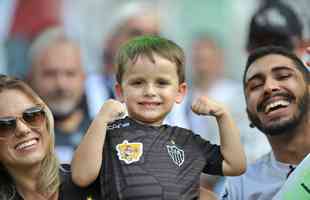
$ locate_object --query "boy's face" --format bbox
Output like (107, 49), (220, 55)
(115, 53), (187, 126)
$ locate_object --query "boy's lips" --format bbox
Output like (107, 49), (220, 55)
(139, 101), (161, 105)
(138, 101), (161, 108)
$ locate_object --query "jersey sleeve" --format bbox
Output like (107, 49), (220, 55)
(193, 134), (224, 175)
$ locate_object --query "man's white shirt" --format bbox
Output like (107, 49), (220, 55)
(221, 152), (296, 200)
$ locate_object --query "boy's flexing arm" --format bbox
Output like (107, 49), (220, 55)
(191, 96), (246, 176)
(71, 99), (126, 187)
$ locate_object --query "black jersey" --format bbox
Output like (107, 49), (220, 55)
(100, 117), (223, 200)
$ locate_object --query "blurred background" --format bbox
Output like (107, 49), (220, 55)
(0, 0), (308, 78)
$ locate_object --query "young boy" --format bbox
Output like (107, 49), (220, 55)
(71, 36), (246, 199)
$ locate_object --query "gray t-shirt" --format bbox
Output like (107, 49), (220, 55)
(221, 152), (297, 200)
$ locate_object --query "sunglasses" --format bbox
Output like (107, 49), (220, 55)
(0, 106), (46, 138)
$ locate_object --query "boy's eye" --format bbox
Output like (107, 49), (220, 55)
(130, 80), (143, 85)
(157, 79), (170, 85)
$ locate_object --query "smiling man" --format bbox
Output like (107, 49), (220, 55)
(221, 46), (309, 200)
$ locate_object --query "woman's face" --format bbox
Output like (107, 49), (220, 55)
(0, 89), (50, 169)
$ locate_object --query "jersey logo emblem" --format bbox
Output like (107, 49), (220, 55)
(166, 141), (184, 167)
(116, 140), (143, 164)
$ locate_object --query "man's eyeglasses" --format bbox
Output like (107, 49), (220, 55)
(0, 106), (46, 138)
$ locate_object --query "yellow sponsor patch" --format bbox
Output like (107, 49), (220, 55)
(116, 140), (143, 164)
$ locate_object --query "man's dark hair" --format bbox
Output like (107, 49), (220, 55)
(246, 0), (303, 52)
(243, 46), (309, 89)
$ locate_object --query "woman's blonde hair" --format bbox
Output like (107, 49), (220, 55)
(0, 74), (60, 199)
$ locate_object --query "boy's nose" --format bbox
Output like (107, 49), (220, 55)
(144, 84), (156, 96)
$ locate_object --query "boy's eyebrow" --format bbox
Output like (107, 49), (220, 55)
(128, 76), (144, 80)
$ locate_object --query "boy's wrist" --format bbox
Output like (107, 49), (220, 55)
(215, 108), (231, 121)
(97, 114), (114, 124)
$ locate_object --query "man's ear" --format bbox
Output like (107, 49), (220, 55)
(175, 82), (187, 104)
(114, 83), (124, 102)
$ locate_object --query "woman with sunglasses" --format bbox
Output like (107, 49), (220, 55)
(0, 74), (99, 199)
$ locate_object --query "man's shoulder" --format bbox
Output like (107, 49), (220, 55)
(247, 152), (273, 170)
(222, 151), (290, 200)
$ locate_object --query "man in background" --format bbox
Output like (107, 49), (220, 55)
(246, 0), (304, 53)
(27, 27), (91, 163)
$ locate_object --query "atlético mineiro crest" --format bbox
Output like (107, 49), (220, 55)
(116, 140), (143, 164)
(166, 141), (184, 167)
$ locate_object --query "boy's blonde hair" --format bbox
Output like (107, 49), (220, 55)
(115, 35), (186, 84)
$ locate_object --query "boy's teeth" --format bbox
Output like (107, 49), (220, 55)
(16, 139), (37, 150)
(265, 100), (290, 113)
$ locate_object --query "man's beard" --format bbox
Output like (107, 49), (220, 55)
(247, 91), (309, 136)
(43, 89), (84, 120)
(48, 99), (81, 121)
